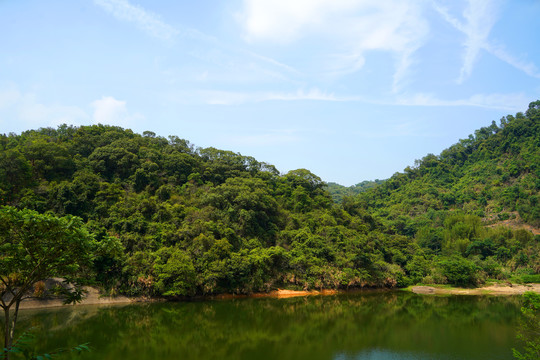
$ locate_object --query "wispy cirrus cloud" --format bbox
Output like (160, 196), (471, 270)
(94, 0), (298, 84)
(433, 0), (540, 82)
(92, 0), (539, 114)
(93, 0), (179, 41)
(237, 0), (430, 92)
(172, 86), (528, 113)
(186, 88), (341, 105)
(484, 42), (540, 78)
(460, 0), (498, 83)
(396, 92), (530, 111)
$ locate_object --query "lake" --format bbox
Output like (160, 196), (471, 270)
(15, 291), (522, 360)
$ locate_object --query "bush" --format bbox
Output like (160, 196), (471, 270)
(421, 275), (436, 285)
(521, 274), (540, 283)
(437, 256), (478, 287)
(513, 291), (540, 360)
(479, 257), (503, 279)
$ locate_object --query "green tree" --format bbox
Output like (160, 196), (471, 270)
(0, 150), (32, 203)
(0, 206), (94, 357)
(21, 139), (75, 181)
(513, 291), (540, 360)
(437, 256), (477, 287)
(153, 247), (196, 296)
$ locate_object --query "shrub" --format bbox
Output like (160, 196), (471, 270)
(437, 256), (478, 287)
(521, 274), (540, 283)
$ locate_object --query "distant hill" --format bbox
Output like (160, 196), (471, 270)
(326, 179), (386, 203)
(354, 100), (539, 238)
(1, 101), (538, 296)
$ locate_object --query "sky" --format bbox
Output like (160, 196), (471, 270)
(1, 0), (539, 186)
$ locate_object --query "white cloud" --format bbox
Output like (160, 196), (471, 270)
(396, 92), (530, 111)
(265, 88), (339, 102)
(173, 86), (531, 113)
(188, 88), (341, 105)
(433, 0), (540, 81)
(0, 86), (143, 132)
(19, 96), (89, 127)
(239, 0), (343, 44)
(0, 87), (89, 130)
(485, 42), (540, 79)
(433, 0), (498, 83)
(94, 0), (298, 85)
(94, 0), (179, 41)
(237, 0), (429, 90)
(195, 87), (530, 112)
(91, 96), (143, 126)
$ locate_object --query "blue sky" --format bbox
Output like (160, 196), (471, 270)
(1, 0), (539, 186)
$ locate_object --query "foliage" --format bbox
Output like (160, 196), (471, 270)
(0, 102), (538, 303)
(326, 180), (385, 203)
(0, 206), (93, 356)
(437, 256), (478, 287)
(353, 101), (540, 280)
(513, 291), (540, 360)
(1, 328), (90, 360)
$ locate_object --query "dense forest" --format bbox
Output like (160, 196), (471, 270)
(326, 180), (386, 203)
(1, 102), (539, 297)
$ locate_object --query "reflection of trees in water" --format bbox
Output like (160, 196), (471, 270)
(18, 293), (522, 360)
(513, 292), (540, 360)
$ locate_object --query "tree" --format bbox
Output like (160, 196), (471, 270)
(513, 291), (540, 360)
(0, 149), (32, 203)
(153, 247), (196, 297)
(0, 206), (94, 357)
(437, 256), (477, 287)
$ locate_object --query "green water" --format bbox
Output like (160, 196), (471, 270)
(14, 291), (522, 360)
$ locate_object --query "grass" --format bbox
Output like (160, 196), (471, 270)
(509, 273), (540, 284)
(520, 274), (540, 283)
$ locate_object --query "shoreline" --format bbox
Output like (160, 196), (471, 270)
(18, 283), (540, 310)
(409, 283), (540, 295)
(18, 287), (153, 310)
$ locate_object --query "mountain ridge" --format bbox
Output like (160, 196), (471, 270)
(1, 101), (538, 296)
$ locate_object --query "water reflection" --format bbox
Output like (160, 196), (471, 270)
(13, 292), (521, 360)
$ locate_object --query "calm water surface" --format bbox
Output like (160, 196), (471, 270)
(16, 291), (521, 360)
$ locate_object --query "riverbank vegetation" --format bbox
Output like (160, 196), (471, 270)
(1, 102), (539, 298)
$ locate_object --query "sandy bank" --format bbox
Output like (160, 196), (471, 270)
(260, 289), (338, 298)
(411, 283), (540, 295)
(19, 288), (338, 310)
(211, 289), (339, 300)
(19, 287), (148, 310)
(19, 283), (539, 310)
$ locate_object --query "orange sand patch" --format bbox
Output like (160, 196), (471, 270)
(273, 289), (338, 298)
(411, 283), (540, 296)
(214, 289), (338, 300)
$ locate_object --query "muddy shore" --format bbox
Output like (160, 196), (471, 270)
(17, 283), (540, 310)
(410, 283), (540, 295)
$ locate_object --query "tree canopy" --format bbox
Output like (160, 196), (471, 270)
(0, 206), (94, 356)
(0, 102), (538, 304)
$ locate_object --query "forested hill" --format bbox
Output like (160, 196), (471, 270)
(353, 100), (540, 235)
(0, 101), (538, 297)
(0, 124), (387, 295)
(326, 180), (386, 203)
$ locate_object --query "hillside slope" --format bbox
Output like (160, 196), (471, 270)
(356, 101), (539, 231)
(326, 180), (386, 203)
(0, 102), (538, 296)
